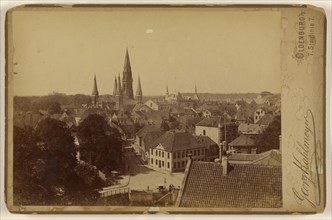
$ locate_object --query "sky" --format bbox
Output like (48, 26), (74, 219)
(11, 7), (281, 96)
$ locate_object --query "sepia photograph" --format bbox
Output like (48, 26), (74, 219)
(4, 4), (326, 214)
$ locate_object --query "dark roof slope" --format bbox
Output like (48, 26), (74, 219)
(196, 116), (232, 128)
(136, 125), (161, 137)
(142, 131), (164, 151)
(256, 113), (274, 126)
(228, 134), (257, 147)
(150, 131), (205, 152)
(178, 161), (282, 208)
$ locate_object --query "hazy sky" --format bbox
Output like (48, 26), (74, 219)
(11, 8), (281, 96)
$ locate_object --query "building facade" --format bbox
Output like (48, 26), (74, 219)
(148, 131), (208, 172)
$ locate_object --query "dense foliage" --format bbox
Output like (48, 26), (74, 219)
(77, 114), (123, 177)
(13, 117), (109, 205)
(255, 115), (281, 153)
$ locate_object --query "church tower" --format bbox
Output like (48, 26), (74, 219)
(136, 75), (143, 104)
(194, 84), (200, 101)
(122, 48), (134, 99)
(166, 84), (169, 96)
(116, 74), (123, 110)
(92, 75), (99, 107)
(113, 76), (118, 96)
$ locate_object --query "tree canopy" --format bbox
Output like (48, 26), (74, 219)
(77, 114), (123, 176)
(255, 115), (281, 153)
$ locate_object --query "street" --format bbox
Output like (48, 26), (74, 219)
(123, 153), (185, 191)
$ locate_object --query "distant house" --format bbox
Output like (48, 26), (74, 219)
(145, 109), (170, 127)
(132, 103), (152, 113)
(256, 113), (274, 127)
(134, 125), (164, 162)
(178, 116), (204, 134)
(111, 109), (133, 125)
(176, 159), (282, 208)
(144, 99), (160, 111)
(238, 123), (263, 134)
(183, 108), (198, 118)
(228, 134), (258, 154)
(14, 111), (47, 129)
(254, 108), (266, 124)
(170, 106), (185, 118)
(228, 149), (281, 166)
(148, 131), (211, 172)
(195, 116), (238, 145)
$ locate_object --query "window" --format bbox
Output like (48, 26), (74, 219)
(156, 159), (158, 165)
(174, 163), (176, 169)
(158, 151), (161, 157)
(194, 150), (196, 156)
(178, 152), (181, 158)
(167, 162), (170, 168)
(162, 152), (164, 157)
(182, 161), (185, 167)
(151, 149), (153, 155)
(173, 153), (176, 159)
(162, 161), (164, 167)
(167, 153), (170, 159)
(178, 162), (180, 168)
(198, 149), (200, 156)
(151, 158), (153, 164)
(182, 152), (185, 157)
(203, 129), (206, 135)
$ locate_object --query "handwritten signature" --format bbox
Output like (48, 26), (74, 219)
(292, 109), (322, 208)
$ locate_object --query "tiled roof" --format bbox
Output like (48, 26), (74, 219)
(194, 135), (217, 146)
(257, 113), (274, 126)
(143, 131), (164, 151)
(229, 134), (257, 147)
(150, 131), (205, 152)
(136, 125), (161, 137)
(252, 150), (281, 166)
(228, 149), (281, 166)
(196, 116), (231, 128)
(178, 161), (282, 208)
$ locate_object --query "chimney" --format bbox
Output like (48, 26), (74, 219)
(221, 155), (228, 176)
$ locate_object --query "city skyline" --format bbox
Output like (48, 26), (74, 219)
(12, 9), (280, 96)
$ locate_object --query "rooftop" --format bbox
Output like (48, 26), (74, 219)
(150, 131), (207, 152)
(177, 161), (282, 208)
(196, 116), (232, 128)
(228, 134), (257, 147)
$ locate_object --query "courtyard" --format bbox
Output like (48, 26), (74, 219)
(122, 153), (185, 191)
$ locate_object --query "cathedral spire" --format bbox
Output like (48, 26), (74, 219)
(136, 75), (143, 104)
(122, 48), (134, 99)
(166, 84), (169, 95)
(92, 74), (99, 96)
(113, 76), (118, 96)
(117, 73), (122, 95)
(195, 84), (197, 94)
(116, 73), (123, 110)
(92, 74), (99, 107)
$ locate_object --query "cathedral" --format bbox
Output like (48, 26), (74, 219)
(91, 49), (143, 109)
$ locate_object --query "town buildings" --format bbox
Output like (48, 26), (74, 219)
(148, 131), (217, 172)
